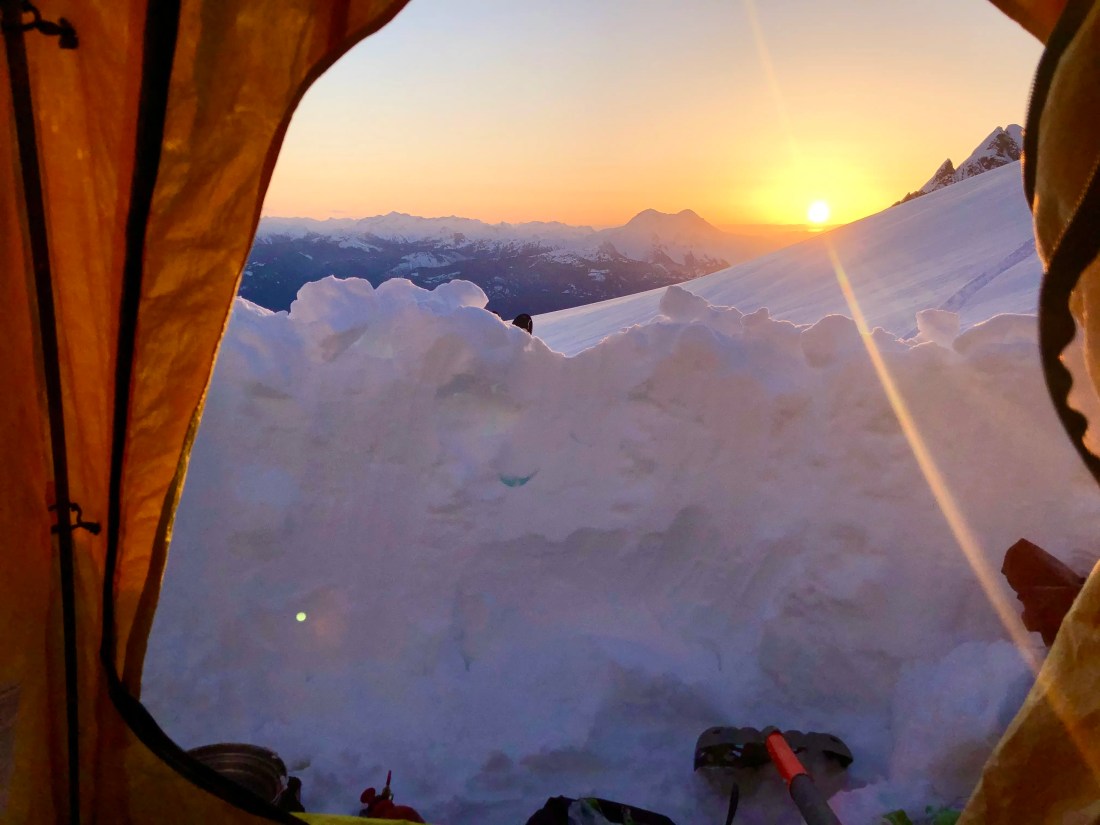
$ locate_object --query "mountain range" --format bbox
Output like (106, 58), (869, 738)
(895, 125), (1023, 205)
(243, 209), (807, 318)
(245, 125), (1024, 318)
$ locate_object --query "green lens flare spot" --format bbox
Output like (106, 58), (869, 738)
(296, 612), (307, 622)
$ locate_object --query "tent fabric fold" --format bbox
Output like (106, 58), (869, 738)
(961, 563), (1100, 822)
(961, 1), (1100, 822)
(987, 0), (1071, 40)
(2, 1), (409, 821)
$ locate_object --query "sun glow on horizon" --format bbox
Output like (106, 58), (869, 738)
(807, 200), (830, 224)
(261, 0), (1044, 229)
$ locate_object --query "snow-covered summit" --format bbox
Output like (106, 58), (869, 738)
(954, 126), (1024, 181)
(619, 207), (713, 233)
(594, 208), (745, 266)
(897, 125), (1023, 204)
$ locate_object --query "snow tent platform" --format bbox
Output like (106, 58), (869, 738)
(2, 0), (1100, 823)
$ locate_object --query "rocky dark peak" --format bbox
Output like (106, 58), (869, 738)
(956, 130), (1022, 179)
(894, 125), (1022, 207)
(925, 159), (957, 192)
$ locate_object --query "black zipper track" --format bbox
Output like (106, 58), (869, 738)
(1, 1), (82, 821)
(1033, 1), (1100, 486)
(1024, 0), (1096, 208)
(98, 2), (298, 820)
(1038, 157), (1100, 486)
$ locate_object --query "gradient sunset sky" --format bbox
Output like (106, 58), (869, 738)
(263, 0), (1042, 228)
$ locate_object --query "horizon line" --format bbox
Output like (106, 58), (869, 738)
(257, 208), (846, 232)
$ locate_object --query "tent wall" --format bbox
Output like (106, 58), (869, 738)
(987, 0), (1070, 39)
(1, 1), (409, 822)
(1, 33), (63, 820)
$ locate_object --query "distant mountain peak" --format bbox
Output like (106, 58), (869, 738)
(922, 159), (957, 193)
(955, 126), (1022, 180)
(624, 207), (717, 232)
(895, 125), (1022, 206)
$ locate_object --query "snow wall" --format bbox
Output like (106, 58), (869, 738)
(145, 276), (1100, 825)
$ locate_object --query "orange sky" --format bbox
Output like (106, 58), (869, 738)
(262, 0), (1043, 228)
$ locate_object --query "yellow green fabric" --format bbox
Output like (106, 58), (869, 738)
(960, 2), (1100, 823)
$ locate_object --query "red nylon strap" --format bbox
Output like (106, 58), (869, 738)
(765, 731), (809, 786)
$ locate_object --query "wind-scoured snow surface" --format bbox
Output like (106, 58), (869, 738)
(146, 166), (1100, 825)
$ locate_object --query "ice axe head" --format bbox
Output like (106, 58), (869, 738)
(695, 727), (853, 825)
(693, 726), (853, 772)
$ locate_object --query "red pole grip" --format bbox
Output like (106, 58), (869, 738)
(765, 731), (808, 786)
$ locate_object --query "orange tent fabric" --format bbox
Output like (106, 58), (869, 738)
(987, 0), (1070, 39)
(2, 2), (409, 822)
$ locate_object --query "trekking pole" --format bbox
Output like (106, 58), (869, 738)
(763, 728), (844, 825)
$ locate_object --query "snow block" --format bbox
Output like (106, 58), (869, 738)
(952, 314), (1036, 356)
(914, 310), (960, 348)
(801, 314), (863, 367)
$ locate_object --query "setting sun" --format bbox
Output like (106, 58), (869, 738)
(807, 200), (831, 224)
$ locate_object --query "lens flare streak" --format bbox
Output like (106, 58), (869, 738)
(741, 0), (800, 162)
(741, 0), (1100, 790)
(824, 241), (1100, 784)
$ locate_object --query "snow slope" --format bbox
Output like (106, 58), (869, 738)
(536, 162), (1039, 356)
